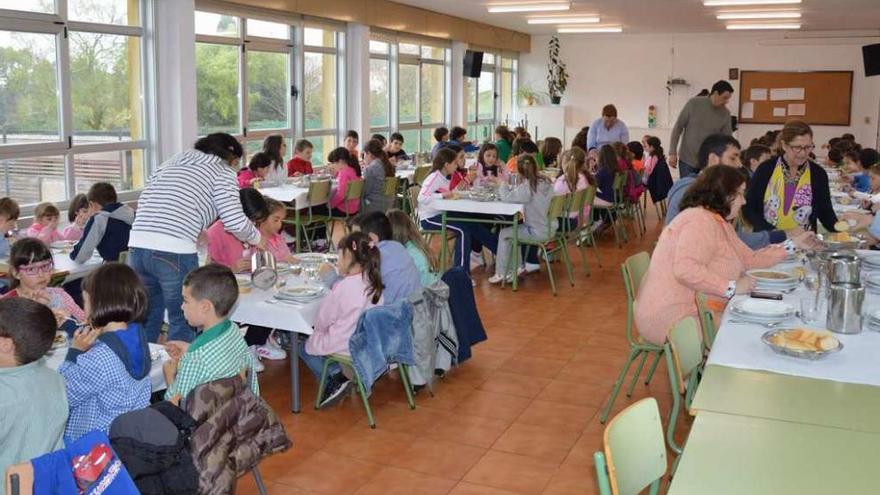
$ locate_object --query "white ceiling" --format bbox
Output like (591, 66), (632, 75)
(392, 0), (880, 35)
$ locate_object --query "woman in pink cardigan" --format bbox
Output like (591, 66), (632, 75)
(635, 166), (788, 345)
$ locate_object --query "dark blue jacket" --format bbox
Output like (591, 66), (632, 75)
(70, 203), (134, 263)
(441, 267), (487, 363)
(348, 302), (416, 395)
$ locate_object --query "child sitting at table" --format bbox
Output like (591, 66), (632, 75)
(445, 144), (472, 191)
(843, 150), (871, 193)
(70, 182), (135, 264)
(328, 147), (363, 217)
(305, 232), (383, 408)
(418, 148), (498, 278)
(388, 209), (439, 286)
(385, 132), (408, 163)
(349, 211), (421, 304)
(58, 263), (151, 443)
(741, 144), (772, 180)
(238, 152), (272, 189)
(475, 143), (507, 184)
(163, 264), (258, 404)
(506, 139), (544, 172)
(26, 202), (84, 243)
(344, 130), (360, 157)
(66, 194), (91, 234)
(0, 196), (20, 259)
(206, 189), (288, 367)
(286, 139), (315, 177)
(2, 238), (84, 335)
(0, 297), (68, 481)
(489, 155), (555, 284)
(554, 148), (594, 231)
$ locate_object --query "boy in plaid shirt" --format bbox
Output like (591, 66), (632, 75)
(163, 264), (258, 403)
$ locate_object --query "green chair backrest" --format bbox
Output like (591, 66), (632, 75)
(344, 179), (365, 202)
(307, 179), (332, 204)
(582, 185), (597, 227)
(695, 292), (716, 348)
(413, 165), (431, 185)
(624, 251), (651, 294)
(569, 188), (588, 219)
(612, 173), (627, 205)
(383, 176), (399, 197)
(668, 316), (703, 396)
(603, 397), (666, 495)
(546, 194), (568, 238)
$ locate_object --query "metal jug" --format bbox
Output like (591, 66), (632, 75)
(826, 282), (864, 334)
(251, 250), (278, 290)
(828, 254), (861, 284)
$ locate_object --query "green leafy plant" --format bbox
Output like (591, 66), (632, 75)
(546, 36), (569, 103)
(517, 84), (542, 106)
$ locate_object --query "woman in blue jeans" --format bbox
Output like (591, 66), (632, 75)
(127, 133), (265, 342)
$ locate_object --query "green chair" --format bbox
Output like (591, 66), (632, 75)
(664, 316), (705, 473)
(694, 292), (717, 350)
(502, 194), (575, 296)
(315, 354), (415, 429)
(328, 178), (365, 242)
(382, 176), (399, 212)
(594, 173), (628, 248)
(577, 186), (602, 268)
(594, 397), (667, 495)
(283, 179), (333, 253)
(599, 251), (665, 424)
(412, 165), (431, 186)
(117, 250), (129, 265)
(561, 188), (591, 276)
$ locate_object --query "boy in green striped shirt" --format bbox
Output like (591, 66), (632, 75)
(163, 265), (258, 404)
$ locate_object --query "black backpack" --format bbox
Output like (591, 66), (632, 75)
(109, 401), (200, 495)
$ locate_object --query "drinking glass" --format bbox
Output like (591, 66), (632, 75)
(800, 296), (819, 323)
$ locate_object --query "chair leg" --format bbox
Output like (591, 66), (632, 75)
(626, 351), (649, 397)
(577, 239), (590, 276)
(315, 359), (332, 410)
(354, 375), (377, 428)
(600, 349), (641, 424)
(252, 467), (268, 495)
(588, 230), (602, 267)
(644, 350), (664, 385)
(560, 239), (575, 287)
(399, 364), (416, 410)
(665, 349), (684, 455)
(542, 246), (557, 296)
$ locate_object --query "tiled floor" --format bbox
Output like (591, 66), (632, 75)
(238, 212), (684, 495)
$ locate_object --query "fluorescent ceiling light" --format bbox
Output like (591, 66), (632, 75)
(726, 23), (801, 29)
(488, 3), (570, 13)
(717, 11), (801, 19)
(528, 16), (600, 24)
(558, 26), (622, 33)
(704, 0), (801, 6)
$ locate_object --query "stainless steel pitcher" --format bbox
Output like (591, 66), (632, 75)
(251, 250), (278, 290)
(828, 254), (861, 284)
(826, 282), (864, 334)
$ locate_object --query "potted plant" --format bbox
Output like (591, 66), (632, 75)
(547, 36), (569, 105)
(517, 84), (540, 106)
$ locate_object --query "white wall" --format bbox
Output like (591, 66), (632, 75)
(519, 31), (880, 151)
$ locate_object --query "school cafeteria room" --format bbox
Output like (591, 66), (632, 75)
(3, 0), (880, 493)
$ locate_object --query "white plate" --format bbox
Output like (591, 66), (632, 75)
(730, 306), (795, 323)
(736, 299), (796, 317)
(279, 285), (323, 298)
(49, 240), (76, 250)
(747, 269), (797, 284)
(235, 274), (252, 287)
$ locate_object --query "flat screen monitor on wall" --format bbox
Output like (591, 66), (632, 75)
(464, 50), (483, 78)
(863, 44), (880, 77)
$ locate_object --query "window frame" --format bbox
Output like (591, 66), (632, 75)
(0, 0), (153, 210)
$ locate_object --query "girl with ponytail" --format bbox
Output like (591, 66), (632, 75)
(302, 231), (384, 407)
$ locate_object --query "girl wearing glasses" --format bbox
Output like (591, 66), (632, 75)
(2, 238), (84, 335)
(743, 120), (839, 233)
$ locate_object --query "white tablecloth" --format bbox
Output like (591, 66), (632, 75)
(708, 261), (880, 387)
(46, 342), (168, 391)
(433, 199), (524, 217)
(396, 168), (415, 182)
(259, 185), (312, 205)
(229, 273), (320, 335)
(52, 251), (103, 282)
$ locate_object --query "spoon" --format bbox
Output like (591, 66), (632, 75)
(728, 319), (785, 328)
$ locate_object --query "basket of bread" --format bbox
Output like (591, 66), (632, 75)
(761, 328), (843, 360)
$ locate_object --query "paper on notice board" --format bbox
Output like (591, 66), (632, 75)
(773, 107), (787, 117)
(788, 103), (806, 116)
(787, 87), (805, 100)
(750, 88), (768, 101)
(741, 102), (755, 119)
(770, 88), (788, 101)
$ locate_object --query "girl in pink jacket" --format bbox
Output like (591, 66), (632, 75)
(26, 203), (85, 243)
(302, 231), (383, 408)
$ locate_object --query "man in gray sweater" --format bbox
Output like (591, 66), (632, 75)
(669, 80), (734, 177)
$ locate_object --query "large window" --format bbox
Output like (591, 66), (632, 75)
(368, 36), (449, 154)
(195, 10), (344, 166)
(500, 55), (517, 125)
(466, 52), (497, 144)
(0, 0), (150, 207)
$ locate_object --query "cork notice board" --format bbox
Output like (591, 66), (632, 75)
(737, 70), (853, 126)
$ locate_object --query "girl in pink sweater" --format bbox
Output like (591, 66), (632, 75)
(327, 147), (362, 215)
(237, 152), (272, 189)
(302, 231), (383, 407)
(635, 166), (787, 345)
(26, 203), (84, 243)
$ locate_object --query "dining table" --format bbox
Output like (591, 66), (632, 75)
(0, 249), (103, 284)
(668, 250), (880, 493)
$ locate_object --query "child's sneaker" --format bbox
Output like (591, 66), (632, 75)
(249, 346), (266, 373)
(319, 374), (351, 408)
(488, 274), (513, 284)
(255, 331), (287, 360)
(469, 251), (485, 270)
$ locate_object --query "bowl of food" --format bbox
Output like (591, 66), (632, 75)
(761, 328), (843, 360)
(818, 232), (866, 250)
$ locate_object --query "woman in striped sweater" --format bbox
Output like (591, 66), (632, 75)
(128, 133), (266, 343)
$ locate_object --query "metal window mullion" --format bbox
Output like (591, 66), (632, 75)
(0, 143), (69, 159)
(244, 40), (290, 53)
(69, 140), (148, 154)
(293, 22), (304, 140)
(335, 29), (343, 144)
(195, 33), (239, 45)
(240, 39), (248, 138)
(287, 24), (296, 139)
(57, 15), (75, 198)
(66, 21), (142, 36)
(389, 43), (398, 132)
(0, 8), (62, 24)
(303, 45), (335, 55)
(142, 0), (159, 176)
(0, 17), (64, 33)
(246, 128), (293, 140)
